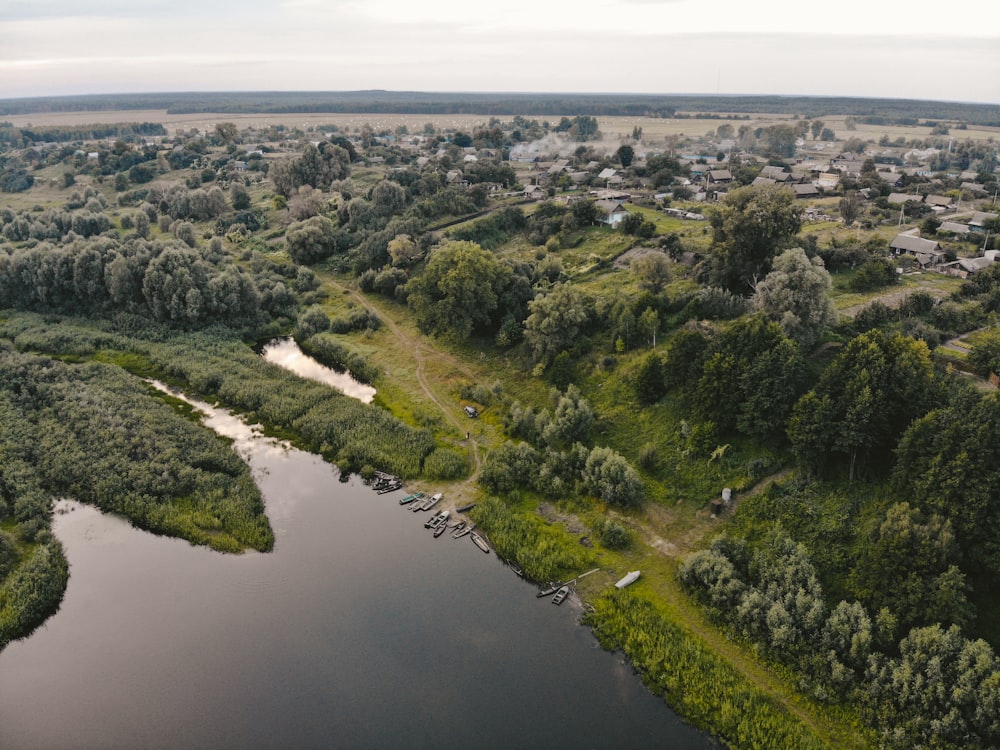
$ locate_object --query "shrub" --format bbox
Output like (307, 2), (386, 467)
(422, 448), (468, 479)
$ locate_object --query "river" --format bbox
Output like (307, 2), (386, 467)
(0, 384), (716, 750)
(260, 336), (376, 403)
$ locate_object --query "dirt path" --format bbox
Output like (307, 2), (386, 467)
(840, 283), (944, 318)
(326, 277), (482, 480)
(323, 277), (855, 745)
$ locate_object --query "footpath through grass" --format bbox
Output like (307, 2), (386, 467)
(311, 276), (874, 749)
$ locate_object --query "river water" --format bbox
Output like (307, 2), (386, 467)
(0, 388), (716, 750)
(260, 336), (376, 403)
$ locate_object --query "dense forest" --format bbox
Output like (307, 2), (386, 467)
(2, 91), (999, 125)
(1, 102), (1000, 748)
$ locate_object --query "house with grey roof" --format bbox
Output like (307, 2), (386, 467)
(925, 194), (954, 208)
(943, 256), (995, 277)
(890, 233), (947, 268)
(970, 211), (999, 231)
(888, 192), (922, 205)
(595, 199), (630, 228)
(706, 169), (733, 184)
(937, 221), (970, 236)
(878, 172), (904, 187)
(791, 183), (819, 198)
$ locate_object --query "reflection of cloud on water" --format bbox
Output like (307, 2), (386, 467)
(260, 337), (376, 403)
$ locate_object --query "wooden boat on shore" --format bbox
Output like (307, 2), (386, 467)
(450, 520), (466, 532)
(421, 493), (442, 511)
(424, 510), (446, 529)
(452, 522), (474, 539)
(551, 586), (570, 605)
(509, 562), (524, 578)
(470, 531), (490, 553)
(536, 582), (561, 598)
(614, 570), (641, 589)
(455, 502), (476, 514)
(376, 480), (402, 495)
(399, 492), (423, 506)
(433, 519), (449, 537)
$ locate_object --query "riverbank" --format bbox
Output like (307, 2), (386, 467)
(309, 278), (871, 749)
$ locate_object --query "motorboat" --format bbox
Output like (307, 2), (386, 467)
(551, 586), (569, 605)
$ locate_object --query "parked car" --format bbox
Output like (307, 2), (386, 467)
(464, 405), (479, 418)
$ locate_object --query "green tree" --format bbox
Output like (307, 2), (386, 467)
(523, 283), (590, 365)
(694, 315), (804, 439)
(635, 352), (666, 404)
(865, 624), (1000, 750)
(582, 446), (644, 507)
(615, 144), (635, 168)
(631, 251), (671, 293)
(405, 241), (512, 339)
(789, 330), (936, 479)
(751, 247), (836, 348)
(839, 192), (862, 225)
(704, 184), (802, 292)
(849, 502), (972, 634)
(285, 215), (337, 265)
(894, 390), (1000, 574)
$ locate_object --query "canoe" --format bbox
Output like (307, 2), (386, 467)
(552, 586), (569, 605)
(433, 520), (449, 537)
(614, 570), (641, 589)
(399, 492), (423, 506)
(455, 502), (477, 513)
(509, 562), (524, 578)
(452, 522), (474, 539)
(470, 531), (490, 553)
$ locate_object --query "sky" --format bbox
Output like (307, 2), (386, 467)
(1, 0), (999, 104)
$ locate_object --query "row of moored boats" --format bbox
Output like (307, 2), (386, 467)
(374, 475), (640, 606)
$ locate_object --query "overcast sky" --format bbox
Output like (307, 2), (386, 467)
(2, 0), (999, 104)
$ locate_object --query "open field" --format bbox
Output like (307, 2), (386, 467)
(9, 109), (997, 144)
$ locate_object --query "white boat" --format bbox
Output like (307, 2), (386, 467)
(470, 531), (490, 553)
(421, 492), (443, 511)
(614, 570), (641, 589)
(551, 586), (569, 605)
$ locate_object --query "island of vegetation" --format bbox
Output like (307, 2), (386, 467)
(1, 92), (1000, 749)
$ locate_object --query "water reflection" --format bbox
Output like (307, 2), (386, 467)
(261, 337), (376, 403)
(0, 389), (715, 750)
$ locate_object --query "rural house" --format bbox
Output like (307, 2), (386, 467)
(595, 199), (629, 228)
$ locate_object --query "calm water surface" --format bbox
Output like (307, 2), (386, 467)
(260, 336), (376, 403)
(0, 392), (715, 749)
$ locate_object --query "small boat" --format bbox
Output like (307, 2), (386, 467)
(614, 570), (641, 589)
(399, 492), (423, 506)
(450, 520), (467, 533)
(470, 531), (490, 553)
(536, 582), (561, 598)
(420, 493), (442, 512)
(551, 586), (570, 605)
(412, 492), (439, 512)
(455, 502), (477, 514)
(509, 562), (524, 578)
(432, 511), (450, 530)
(376, 480), (403, 495)
(424, 510), (445, 529)
(433, 520), (449, 538)
(452, 522), (473, 539)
